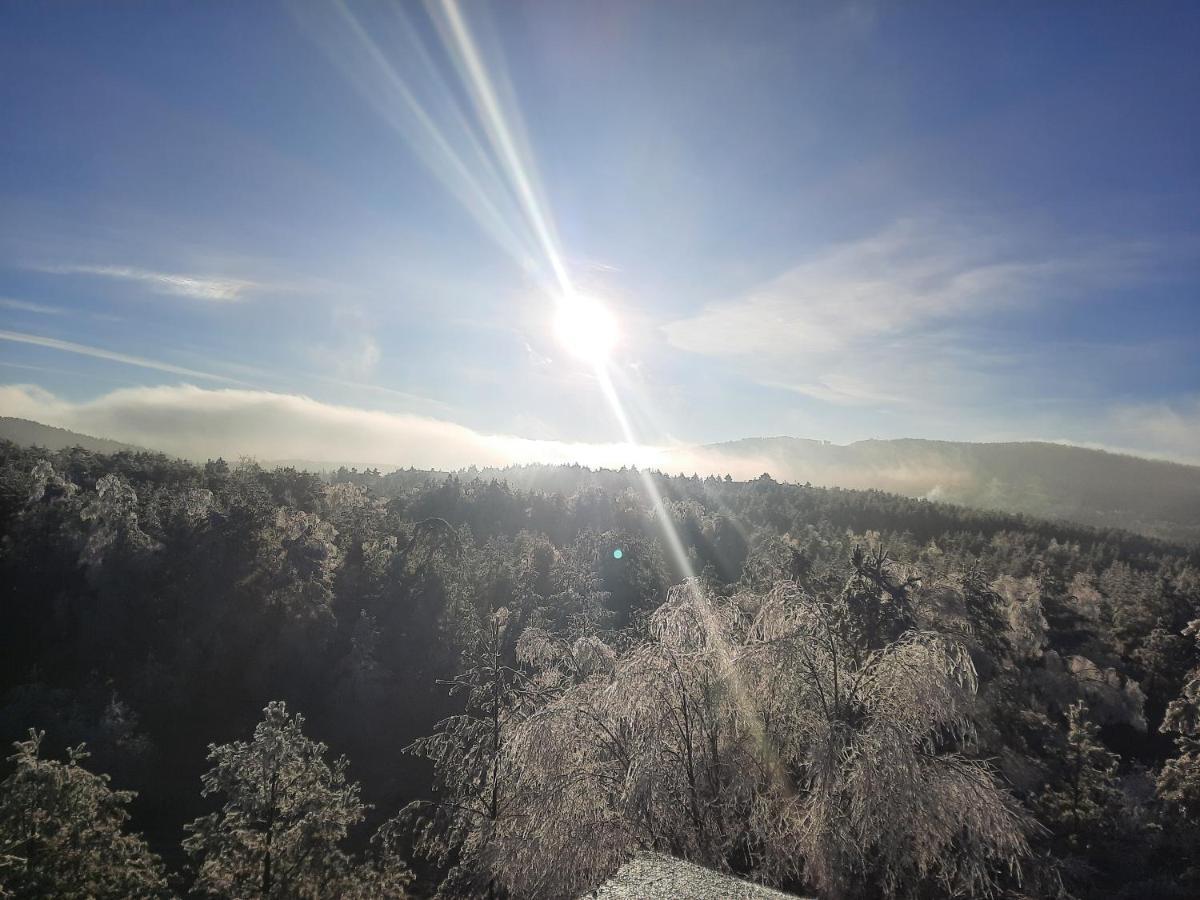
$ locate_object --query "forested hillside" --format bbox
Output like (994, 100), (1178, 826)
(0, 416), (144, 455)
(2, 440), (1199, 898)
(703, 437), (1200, 543)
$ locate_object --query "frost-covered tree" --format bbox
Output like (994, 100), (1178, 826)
(79, 473), (158, 570)
(183, 701), (409, 899)
(1153, 619), (1200, 895)
(486, 577), (1030, 899)
(1039, 702), (1121, 853)
(1159, 619), (1200, 820)
(0, 730), (167, 899)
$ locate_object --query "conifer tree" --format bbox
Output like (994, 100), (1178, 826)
(1040, 702), (1122, 853)
(399, 606), (534, 899)
(0, 729), (167, 899)
(1158, 619), (1200, 819)
(183, 701), (409, 899)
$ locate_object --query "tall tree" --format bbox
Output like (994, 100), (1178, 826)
(399, 606), (534, 899)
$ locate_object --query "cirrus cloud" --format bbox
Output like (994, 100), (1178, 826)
(662, 220), (1161, 410)
(38, 264), (258, 302)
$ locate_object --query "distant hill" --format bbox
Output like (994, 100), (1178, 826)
(700, 436), (1200, 544)
(3, 414), (1197, 544)
(0, 417), (144, 454)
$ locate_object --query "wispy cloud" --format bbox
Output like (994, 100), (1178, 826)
(312, 375), (451, 414)
(39, 264), (257, 302)
(665, 221), (1106, 358)
(306, 308), (382, 381)
(663, 220), (1156, 409)
(1102, 397), (1200, 465)
(764, 375), (910, 407)
(0, 297), (62, 315)
(0, 330), (244, 384)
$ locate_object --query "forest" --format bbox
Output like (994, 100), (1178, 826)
(1, 439), (1199, 899)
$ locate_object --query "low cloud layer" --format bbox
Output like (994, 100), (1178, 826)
(2, 383), (1197, 488)
(0, 383), (768, 474)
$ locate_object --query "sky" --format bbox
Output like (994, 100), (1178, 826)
(1, 1), (1198, 467)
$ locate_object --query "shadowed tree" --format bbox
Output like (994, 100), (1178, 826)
(0, 729), (167, 899)
(1153, 618), (1200, 895)
(1039, 702), (1121, 854)
(183, 701), (410, 899)
(398, 606), (536, 899)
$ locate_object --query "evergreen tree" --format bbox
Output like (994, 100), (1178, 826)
(0, 729), (167, 899)
(1158, 619), (1200, 819)
(1040, 702), (1122, 853)
(183, 701), (409, 899)
(399, 606), (535, 899)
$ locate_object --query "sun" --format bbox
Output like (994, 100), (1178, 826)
(554, 294), (618, 364)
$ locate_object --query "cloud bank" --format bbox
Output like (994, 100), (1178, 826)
(3, 383), (1197, 486)
(0, 383), (770, 474)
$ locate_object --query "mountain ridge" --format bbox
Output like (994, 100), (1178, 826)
(700, 435), (1200, 543)
(0, 417), (145, 455)
(711, 434), (1198, 470)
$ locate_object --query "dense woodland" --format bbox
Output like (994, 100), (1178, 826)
(2, 440), (1199, 898)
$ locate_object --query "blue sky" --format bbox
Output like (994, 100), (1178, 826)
(1, 1), (1198, 465)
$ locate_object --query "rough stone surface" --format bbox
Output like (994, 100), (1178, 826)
(582, 853), (805, 899)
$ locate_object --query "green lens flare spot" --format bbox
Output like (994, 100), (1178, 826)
(612, 548), (623, 559)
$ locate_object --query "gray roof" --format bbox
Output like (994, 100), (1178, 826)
(582, 853), (806, 900)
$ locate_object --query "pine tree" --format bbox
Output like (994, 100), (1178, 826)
(0, 729), (167, 899)
(1040, 702), (1122, 853)
(183, 701), (409, 899)
(399, 606), (536, 899)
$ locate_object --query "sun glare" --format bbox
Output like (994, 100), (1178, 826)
(554, 294), (618, 363)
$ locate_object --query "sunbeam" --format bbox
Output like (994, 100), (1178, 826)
(433, 0), (574, 294)
(304, 0), (574, 297)
(307, 0), (788, 813)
